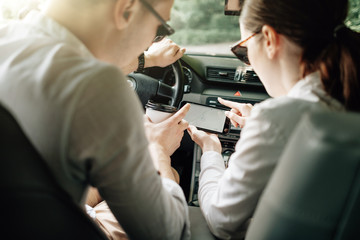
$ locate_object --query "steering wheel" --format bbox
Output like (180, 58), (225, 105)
(127, 60), (185, 108)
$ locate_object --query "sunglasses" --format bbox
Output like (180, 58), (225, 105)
(231, 32), (258, 65)
(139, 0), (175, 42)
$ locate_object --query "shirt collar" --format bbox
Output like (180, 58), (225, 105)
(23, 10), (94, 59)
(287, 71), (344, 111)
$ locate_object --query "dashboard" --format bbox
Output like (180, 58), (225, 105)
(143, 53), (270, 203)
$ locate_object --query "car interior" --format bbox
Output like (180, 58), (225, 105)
(1, 0), (360, 239)
(131, 49), (360, 240)
(135, 53), (270, 206)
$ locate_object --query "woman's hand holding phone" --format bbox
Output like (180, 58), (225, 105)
(218, 97), (253, 128)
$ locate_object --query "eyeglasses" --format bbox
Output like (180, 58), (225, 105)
(231, 32), (258, 65)
(139, 0), (175, 42)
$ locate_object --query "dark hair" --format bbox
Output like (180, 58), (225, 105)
(241, 0), (360, 112)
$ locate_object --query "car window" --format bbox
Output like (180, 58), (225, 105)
(1, 0), (360, 56)
(169, 0), (360, 56)
(168, 0), (240, 56)
(347, 0), (360, 32)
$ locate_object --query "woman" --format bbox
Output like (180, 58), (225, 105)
(187, 0), (360, 239)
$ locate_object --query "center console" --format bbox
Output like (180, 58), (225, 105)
(187, 96), (266, 206)
(188, 124), (240, 206)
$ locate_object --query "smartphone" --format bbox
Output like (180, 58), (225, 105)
(180, 101), (230, 134)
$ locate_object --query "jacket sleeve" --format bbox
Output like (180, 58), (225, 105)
(67, 65), (190, 239)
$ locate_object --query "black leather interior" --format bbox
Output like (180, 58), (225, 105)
(245, 111), (360, 240)
(0, 104), (107, 240)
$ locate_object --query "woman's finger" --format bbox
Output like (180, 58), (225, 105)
(225, 111), (247, 127)
(231, 108), (241, 116)
(230, 119), (238, 128)
(218, 97), (241, 110)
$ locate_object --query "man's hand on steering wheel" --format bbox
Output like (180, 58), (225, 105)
(126, 38), (186, 108)
(145, 38), (186, 68)
(122, 38), (186, 75)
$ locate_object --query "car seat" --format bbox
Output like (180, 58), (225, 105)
(0, 104), (107, 240)
(245, 110), (360, 240)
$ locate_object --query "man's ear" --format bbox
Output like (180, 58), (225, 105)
(113, 0), (137, 30)
(261, 25), (280, 60)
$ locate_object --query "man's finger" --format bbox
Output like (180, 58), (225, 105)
(178, 119), (189, 130)
(143, 114), (152, 123)
(174, 47), (185, 58)
(187, 125), (195, 139)
(187, 124), (196, 132)
(171, 46), (179, 55)
(177, 48), (186, 56)
(169, 103), (190, 123)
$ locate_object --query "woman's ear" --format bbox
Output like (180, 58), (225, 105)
(113, 0), (137, 30)
(261, 25), (280, 60)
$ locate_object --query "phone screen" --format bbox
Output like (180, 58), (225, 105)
(183, 102), (229, 134)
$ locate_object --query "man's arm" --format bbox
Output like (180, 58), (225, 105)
(121, 38), (186, 74)
(68, 66), (190, 239)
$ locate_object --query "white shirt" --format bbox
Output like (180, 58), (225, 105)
(0, 12), (190, 239)
(198, 72), (344, 239)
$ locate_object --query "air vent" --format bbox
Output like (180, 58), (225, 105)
(234, 68), (262, 86)
(242, 70), (260, 83)
(207, 67), (236, 82)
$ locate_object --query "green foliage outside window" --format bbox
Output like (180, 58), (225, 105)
(1, 0), (359, 45)
(347, 0), (360, 31)
(169, 0), (360, 46)
(169, 0), (240, 45)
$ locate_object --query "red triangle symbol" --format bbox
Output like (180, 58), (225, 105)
(234, 91), (242, 96)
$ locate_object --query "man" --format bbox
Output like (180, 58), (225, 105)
(0, 0), (190, 239)
(85, 38), (187, 239)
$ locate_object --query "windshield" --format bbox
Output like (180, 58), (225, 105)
(169, 0), (240, 56)
(169, 0), (360, 56)
(1, 0), (360, 56)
